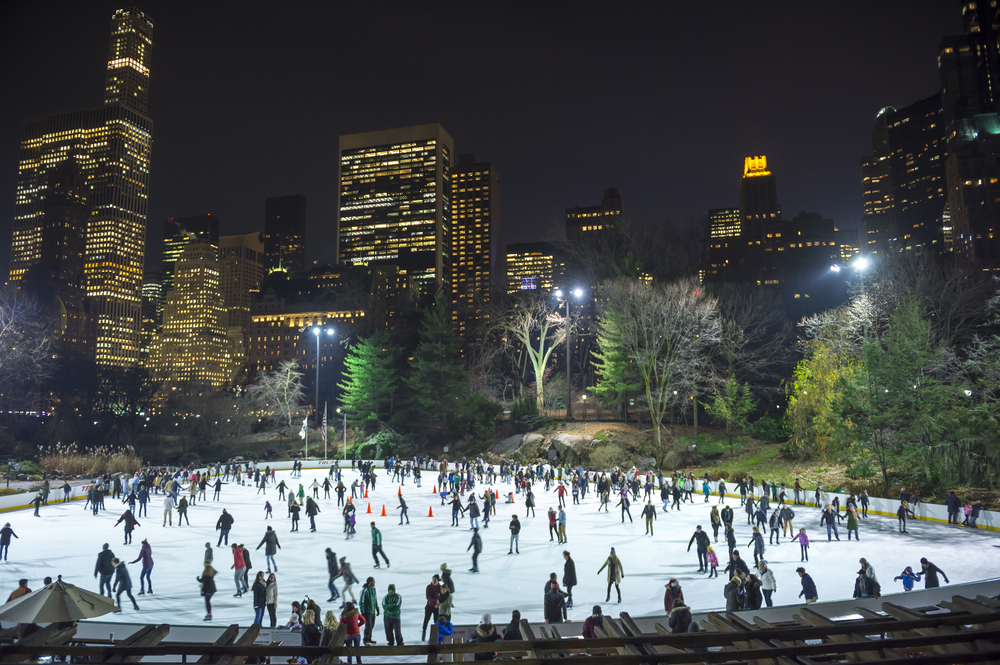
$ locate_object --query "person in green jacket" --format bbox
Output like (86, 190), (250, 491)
(359, 576), (380, 645)
(382, 583), (403, 646)
(846, 507), (860, 541)
(371, 522), (390, 568)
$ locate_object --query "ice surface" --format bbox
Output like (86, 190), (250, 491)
(2, 466), (998, 643)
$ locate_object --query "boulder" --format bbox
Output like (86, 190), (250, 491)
(520, 433), (546, 452)
(637, 457), (657, 470)
(549, 432), (593, 455)
(493, 435), (523, 455)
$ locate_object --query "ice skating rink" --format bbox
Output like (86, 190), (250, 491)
(3, 466), (998, 641)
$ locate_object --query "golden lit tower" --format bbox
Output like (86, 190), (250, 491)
(338, 124), (454, 295)
(738, 156), (781, 243)
(450, 155), (499, 342)
(9, 7), (154, 370)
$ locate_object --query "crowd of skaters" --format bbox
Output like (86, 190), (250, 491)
(0, 454), (981, 655)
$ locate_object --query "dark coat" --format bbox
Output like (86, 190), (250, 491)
(216, 512), (234, 530)
(305, 498), (320, 517)
(257, 530), (280, 555)
(668, 605), (692, 633)
(252, 580), (267, 609)
(543, 586), (567, 623)
(724, 582), (742, 611)
(563, 557), (577, 587)
(922, 562), (948, 588)
(198, 571), (216, 595)
(95, 548), (116, 576)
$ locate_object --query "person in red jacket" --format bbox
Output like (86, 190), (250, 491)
(582, 605), (604, 638)
(230, 544), (246, 597)
(339, 601), (365, 663)
(663, 578), (684, 613)
(421, 574), (441, 642)
(553, 483), (568, 509)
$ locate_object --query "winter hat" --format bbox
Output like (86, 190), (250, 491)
(4, 523), (9, 527)
(481, 613), (492, 625)
(440, 563), (448, 570)
(102, 543), (109, 550)
(696, 525), (702, 530)
(920, 557), (929, 564)
(387, 584), (395, 591)
(858, 569), (866, 575)
(732, 550), (740, 556)
(592, 605), (602, 615)
(668, 578), (679, 588)
(206, 542), (212, 548)
(610, 547), (616, 553)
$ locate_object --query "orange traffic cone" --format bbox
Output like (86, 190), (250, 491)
(432, 484), (437, 494)
(365, 489), (369, 498)
(381, 504), (387, 517)
(495, 489), (499, 499)
(366, 502), (372, 514)
(398, 486), (402, 495)
(428, 506), (434, 517)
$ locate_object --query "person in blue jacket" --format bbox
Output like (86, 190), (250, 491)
(893, 566), (921, 591)
(796, 567), (817, 603)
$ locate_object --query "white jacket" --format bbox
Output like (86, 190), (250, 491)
(759, 567), (777, 591)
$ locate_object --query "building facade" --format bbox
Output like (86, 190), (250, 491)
(264, 195), (306, 274)
(506, 242), (561, 294)
(337, 124), (454, 295)
(163, 215), (219, 293)
(10, 7), (154, 368)
(450, 155), (499, 342)
(220, 232), (264, 351)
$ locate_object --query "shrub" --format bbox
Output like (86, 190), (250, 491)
(39, 444), (144, 476)
(18, 461), (40, 475)
(752, 415), (788, 442)
(448, 395), (503, 440)
(510, 397), (547, 434)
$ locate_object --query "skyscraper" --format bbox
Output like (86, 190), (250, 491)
(565, 188), (623, 235)
(738, 156), (781, 243)
(505, 243), (560, 294)
(450, 155), (500, 341)
(10, 7), (154, 368)
(162, 215), (219, 294)
(147, 243), (240, 390)
(264, 195), (306, 274)
(220, 231), (264, 350)
(337, 124), (454, 294)
(706, 207), (742, 280)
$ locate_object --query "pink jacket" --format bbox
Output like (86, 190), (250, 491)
(707, 550), (719, 567)
(792, 531), (810, 546)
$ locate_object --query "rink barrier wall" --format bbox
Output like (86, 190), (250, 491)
(1, 461), (995, 534)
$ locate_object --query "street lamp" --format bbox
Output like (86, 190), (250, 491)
(311, 326), (335, 431)
(554, 288), (585, 420)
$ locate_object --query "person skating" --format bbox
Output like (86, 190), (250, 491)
(781, 504), (795, 537)
(724, 549), (750, 580)
(216, 509), (234, 546)
(791, 528), (809, 561)
(114, 510), (140, 545)
(338, 602), (365, 663)
(747, 526), (766, 565)
(371, 523), (390, 568)
(893, 566), (921, 591)
(597, 547), (624, 603)
(797, 567), (818, 603)
(920, 558), (949, 588)
(129, 539), (154, 595)
(663, 578), (684, 613)
(204, 542), (214, 564)
(231, 544), (246, 597)
(710, 506), (722, 541)
(524, 489), (535, 518)
(177, 495), (190, 525)
(687, 525), (710, 572)
(820, 506), (840, 541)
(240, 543), (253, 593)
(198, 560), (216, 621)
(668, 601), (692, 633)
(853, 568), (881, 599)
(326, 548), (341, 602)
(397, 495), (410, 525)
(95, 543), (116, 597)
(111, 558), (139, 612)
(421, 574), (441, 642)
(0, 523), (17, 561)
(467, 527), (482, 572)
(641, 500), (657, 535)
(897, 501), (914, 534)
(382, 584), (403, 647)
(616, 494), (633, 523)
(557, 506), (567, 543)
(359, 576), (380, 645)
(290, 500), (301, 531)
(724, 576), (744, 611)
(757, 560), (776, 607)
(468, 497), (481, 530)
(161, 494), (173, 527)
(338, 556), (359, 606)
(438, 575), (454, 626)
(707, 545), (719, 578)
(305, 496), (321, 532)
(508, 515), (520, 554)
(257, 525), (281, 572)
(547, 507), (558, 541)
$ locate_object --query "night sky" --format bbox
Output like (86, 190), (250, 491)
(0, 1), (960, 278)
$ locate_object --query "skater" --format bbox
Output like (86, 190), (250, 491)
(846, 506), (860, 540)
(920, 558), (949, 588)
(508, 514), (520, 554)
(467, 527), (482, 572)
(198, 560), (216, 621)
(95, 543), (116, 597)
(114, 510), (140, 545)
(747, 526), (766, 565)
(663, 578), (684, 613)
(710, 506), (722, 541)
(371, 523), (390, 568)
(897, 501), (914, 533)
(177, 496), (190, 525)
(161, 494), (173, 526)
(468, 497), (481, 530)
(338, 602), (365, 663)
(707, 545), (719, 578)
(524, 489), (535, 518)
(781, 504), (795, 537)
(265, 501), (273, 519)
(547, 507), (558, 541)
(338, 556), (359, 604)
(791, 527), (809, 561)
(617, 494), (632, 523)
(668, 601), (693, 633)
(860, 489), (869, 518)
(641, 500), (657, 535)
(946, 491), (961, 524)
(256, 525), (281, 572)
(563, 551), (577, 608)
(326, 548), (341, 602)
(724, 549), (750, 580)
(768, 509), (782, 544)
(853, 568), (881, 599)
(231, 544), (246, 597)
(216, 509), (234, 546)
(543, 578), (567, 624)
(306, 496), (321, 532)
(557, 506), (567, 543)
(893, 566), (921, 591)
(421, 574), (441, 642)
(597, 547), (624, 603)
(687, 525), (710, 572)
(359, 577), (380, 645)
(129, 539), (154, 595)
(0, 523), (17, 561)
(112, 559), (139, 612)
(382, 583), (403, 647)
(204, 542), (214, 564)
(397, 495), (410, 525)
(796, 567), (818, 603)
(757, 560), (776, 607)
(820, 506), (840, 541)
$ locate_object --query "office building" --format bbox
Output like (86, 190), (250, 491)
(338, 124), (454, 294)
(706, 207), (742, 280)
(10, 7), (154, 368)
(140, 271), (163, 361)
(738, 156), (781, 243)
(220, 231), (264, 350)
(565, 188), (623, 235)
(450, 155), (500, 341)
(147, 243), (241, 390)
(506, 242), (561, 294)
(163, 215), (219, 293)
(264, 195), (306, 274)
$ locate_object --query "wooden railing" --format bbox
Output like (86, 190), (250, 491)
(1, 593), (999, 663)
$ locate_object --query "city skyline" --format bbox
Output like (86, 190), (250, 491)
(0, 1), (959, 280)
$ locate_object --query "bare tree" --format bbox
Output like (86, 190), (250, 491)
(496, 295), (566, 411)
(604, 278), (721, 460)
(0, 287), (55, 407)
(247, 359), (307, 432)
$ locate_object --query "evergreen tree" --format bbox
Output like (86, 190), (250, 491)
(590, 306), (641, 421)
(703, 376), (756, 450)
(338, 331), (399, 429)
(406, 300), (467, 428)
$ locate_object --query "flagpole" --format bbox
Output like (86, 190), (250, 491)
(323, 401), (328, 461)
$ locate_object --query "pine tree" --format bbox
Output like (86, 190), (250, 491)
(590, 306), (641, 421)
(406, 300), (467, 429)
(338, 331), (399, 429)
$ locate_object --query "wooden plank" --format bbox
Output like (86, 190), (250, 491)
(101, 624), (170, 663)
(214, 624), (260, 665)
(426, 623), (439, 663)
(854, 607), (884, 621)
(881, 602), (970, 656)
(975, 595), (1000, 609)
(196, 624), (239, 664)
(703, 612), (752, 651)
(798, 607), (882, 662)
(0, 625), (77, 663)
(602, 617), (644, 656)
(753, 616), (776, 629)
(750, 638), (778, 665)
(941, 595), (1000, 618)
(519, 619), (544, 661)
(725, 612), (758, 631)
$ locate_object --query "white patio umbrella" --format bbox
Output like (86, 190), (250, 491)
(0, 577), (117, 623)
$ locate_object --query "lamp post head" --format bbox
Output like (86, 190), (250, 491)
(854, 257), (869, 271)
(554, 289), (563, 298)
(830, 264), (841, 273)
(573, 288), (584, 298)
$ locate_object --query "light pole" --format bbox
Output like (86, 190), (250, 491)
(311, 326), (335, 428)
(337, 407), (347, 460)
(554, 288), (584, 421)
